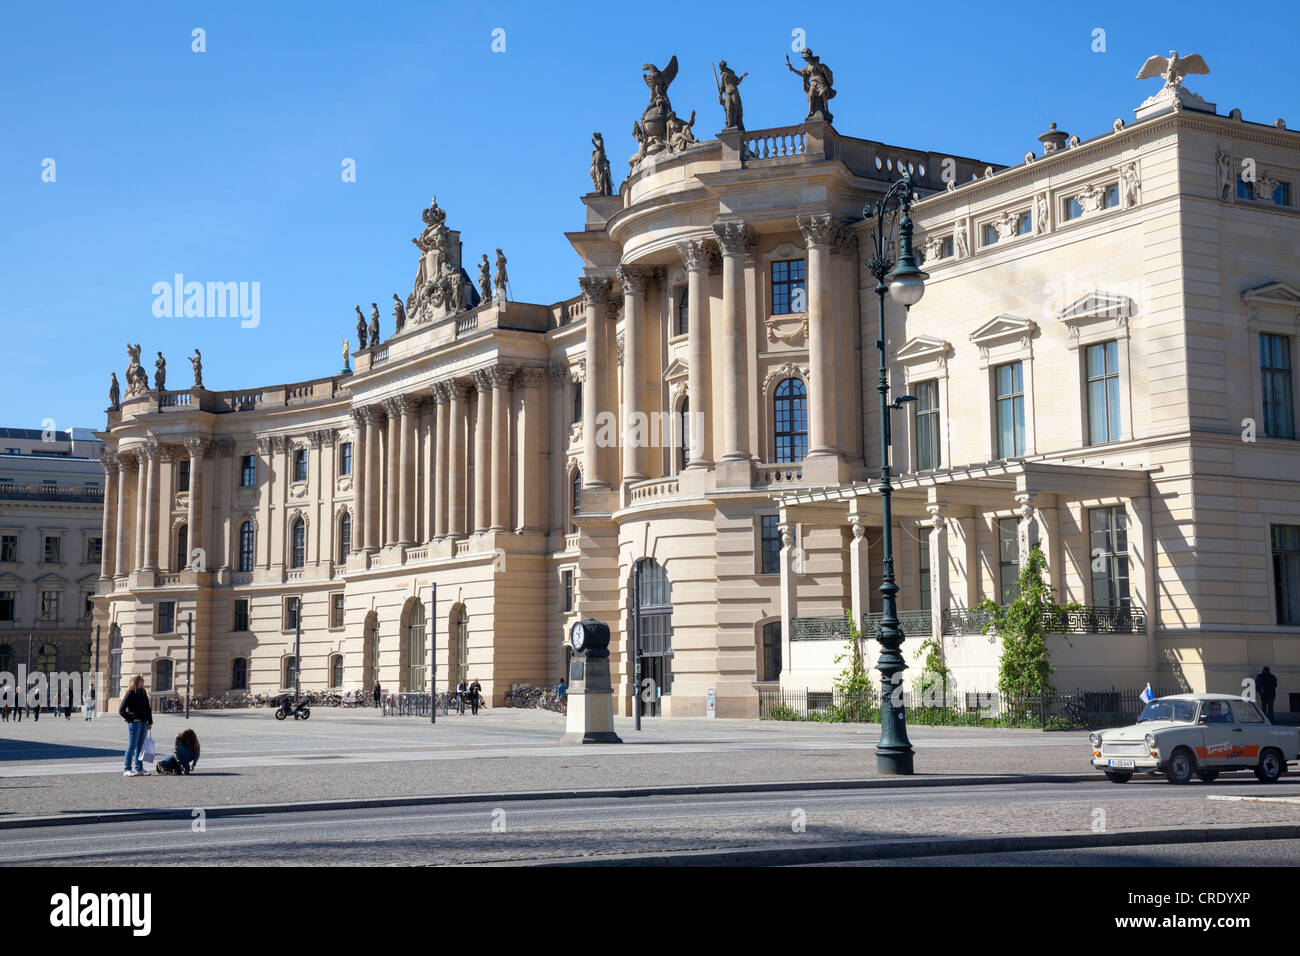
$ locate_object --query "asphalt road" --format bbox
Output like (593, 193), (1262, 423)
(7, 780), (1300, 866)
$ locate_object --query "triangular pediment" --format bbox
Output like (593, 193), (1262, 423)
(0, 571), (24, 586)
(33, 572), (69, 587)
(969, 314), (1037, 344)
(1055, 291), (1136, 323)
(76, 573), (98, 586)
(895, 335), (951, 363)
(1242, 282), (1300, 307)
(662, 358), (689, 381)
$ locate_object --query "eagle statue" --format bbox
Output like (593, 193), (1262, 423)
(1136, 50), (1210, 91)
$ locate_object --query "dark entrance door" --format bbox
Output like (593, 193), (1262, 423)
(633, 559), (673, 717)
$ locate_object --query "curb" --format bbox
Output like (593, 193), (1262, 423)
(0, 771), (1096, 831)
(510, 822), (1300, 867)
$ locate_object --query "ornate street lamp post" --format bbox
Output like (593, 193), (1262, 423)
(864, 171), (928, 775)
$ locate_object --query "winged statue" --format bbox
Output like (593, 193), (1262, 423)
(642, 56), (678, 109)
(1136, 50), (1209, 92)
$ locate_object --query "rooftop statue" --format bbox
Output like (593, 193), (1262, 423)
(642, 56), (678, 110)
(109, 372), (120, 410)
(715, 60), (748, 132)
(125, 342), (149, 397)
(190, 349), (203, 389)
(629, 55), (701, 170)
(590, 132), (613, 195)
(786, 48), (835, 123)
(355, 305), (368, 349)
(494, 249), (509, 299)
(479, 254), (492, 302)
(392, 293), (406, 332)
(368, 303), (380, 345)
(154, 351), (167, 391)
(1136, 50), (1210, 92)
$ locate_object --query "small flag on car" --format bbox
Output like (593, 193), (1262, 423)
(1140, 683), (1155, 703)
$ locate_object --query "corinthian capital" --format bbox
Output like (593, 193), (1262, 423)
(676, 237), (720, 273)
(488, 363), (516, 387)
(578, 275), (614, 307)
(616, 264), (652, 296)
(797, 212), (848, 248)
(182, 437), (210, 459)
(711, 220), (757, 256)
(471, 367), (493, 393)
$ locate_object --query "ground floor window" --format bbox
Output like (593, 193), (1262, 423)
(634, 558), (673, 716)
(760, 621), (781, 682)
(997, 518), (1019, 604)
(231, 657), (248, 690)
(330, 653), (344, 689)
(1274, 525), (1300, 625)
(1089, 506), (1131, 608)
(154, 658), (173, 693)
(283, 656), (298, 691)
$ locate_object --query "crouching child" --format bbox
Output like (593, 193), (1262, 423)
(155, 729), (201, 775)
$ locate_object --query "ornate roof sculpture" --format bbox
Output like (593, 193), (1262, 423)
(404, 196), (480, 328)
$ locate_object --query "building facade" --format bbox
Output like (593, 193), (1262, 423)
(94, 60), (1300, 716)
(0, 427), (105, 684)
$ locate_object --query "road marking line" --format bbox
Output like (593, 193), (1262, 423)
(1208, 795), (1300, 805)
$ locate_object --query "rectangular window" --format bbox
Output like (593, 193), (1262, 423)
(39, 590), (60, 622)
(1086, 340), (1122, 444)
(177, 460), (190, 493)
(157, 601), (175, 634)
(1104, 183), (1120, 209)
(994, 361), (1025, 458)
(0, 535), (16, 562)
(43, 535), (61, 564)
(233, 598), (249, 632)
(760, 515), (783, 575)
(981, 222), (999, 246)
(1016, 211), (1033, 235)
(339, 442), (353, 476)
(938, 236), (954, 259)
(240, 454), (257, 487)
(572, 383), (582, 425)
(914, 379), (940, 471)
(997, 518), (1020, 605)
(1089, 507), (1131, 608)
(1238, 177), (1254, 201)
(285, 596), (301, 631)
(1065, 197), (1084, 221)
(81, 592), (93, 622)
(231, 657), (248, 691)
(1275, 182), (1292, 207)
(86, 536), (102, 564)
(1273, 525), (1300, 626)
(293, 448), (308, 483)
(1261, 333), (1295, 439)
(562, 570), (574, 613)
(331, 593), (345, 629)
(918, 526), (932, 612)
(0, 591), (14, 622)
(771, 259), (806, 315)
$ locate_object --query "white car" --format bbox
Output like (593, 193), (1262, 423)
(1089, 693), (1300, 784)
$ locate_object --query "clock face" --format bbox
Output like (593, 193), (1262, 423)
(570, 621), (585, 650)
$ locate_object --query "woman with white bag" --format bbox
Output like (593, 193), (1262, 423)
(118, 675), (153, 777)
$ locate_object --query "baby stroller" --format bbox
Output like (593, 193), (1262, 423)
(155, 729), (201, 775)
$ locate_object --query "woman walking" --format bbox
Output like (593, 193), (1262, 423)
(118, 675), (153, 777)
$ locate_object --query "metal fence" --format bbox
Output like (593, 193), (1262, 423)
(758, 685), (1158, 731)
(385, 690), (455, 717)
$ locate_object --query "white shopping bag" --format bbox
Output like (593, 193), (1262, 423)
(140, 732), (156, 764)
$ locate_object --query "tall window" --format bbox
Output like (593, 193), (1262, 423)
(774, 378), (808, 463)
(0, 644), (10, 673)
(0, 592), (14, 622)
(40, 590), (60, 622)
(155, 658), (174, 693)
(109, 627), (122, 696)
(285, 596), (301, 631)
(231, 657), (248, 690)
(240, 454), (256, 487)
(157, 601), (175, 634)
(174, 524), (188, 570)
(338, 441), (353, 476)
(760, 514), (782, 575)
(455, 607), (469, 683)
(283, 656), (298, 691)
(1272, 525), (1300, 626)
(678, 398), (690, 470)
(572, 383), (582, 425)
(38, 644), (58, 674)
(570, 470), (582, 533)
(771, 259), (806, 315)
(338, 511), (352, 561)
(918, 526), (932, 611)
(562, 569), (574, 613)
(43, 535), (62, 563)
(1089, 507), (1131, 608)
(177, 460), (190, 493)
(330, 654), (344, 688)
(405, 600), (426, 692)
(676, 286), (689, 336)
(86, 536), (102, 564)
(0, 535), (16, 562)
(1087, 340), (1121, 444)
(914, 379), (940, 471)
(232, 598), (249, 632)
(994, 361), (1025, 458)
(238, 521), (254, 572)
(291, 518), (306, 569)
(293, 449), (308, 483)
(997, 518), (1020, 604)
(1261, 333), (1295, 439)
(634, 559), (674, 704)
(761, 621), (781, 682)
(331, 592), (345, 628)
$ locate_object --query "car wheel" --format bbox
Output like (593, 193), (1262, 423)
(1255, 748), (1283, 784)
(1104, 771), (1132, 783)
(1196, 770), (1220, 783)
(1166, 748), (1195, 785)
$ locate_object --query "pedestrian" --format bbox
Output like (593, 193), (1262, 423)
(557, 679), (568, 715)
(455, 678), (467, 715)
(1255, 666), (1279, 721)
(32, 690), (39, 721)
(63, 689), (73, 720)
(155, 729), (200, 775)
(469, 677), (482, 715)
(372, 680), (381, 710)
(84, 683), (96, 721)
(119, 674), (153, 777)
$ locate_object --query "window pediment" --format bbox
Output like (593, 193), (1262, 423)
(33, 572), (69, 587)
(969, 314), (1038, 346)
(662, 358), (689, 382)
(1056, 291), (1136, 324)
(895, 335), (952, 365)
(1243, 282), (1300, 309)
(0, 571), (24, 586)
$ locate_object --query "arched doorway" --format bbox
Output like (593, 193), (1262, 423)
(633, 558), (673, 717)
(361, 611), (380, 691)
(399, 597), (426, 693)
(448, 604), (469, 686)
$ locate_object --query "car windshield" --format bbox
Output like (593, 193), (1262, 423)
(1137, 699), (1198, 723)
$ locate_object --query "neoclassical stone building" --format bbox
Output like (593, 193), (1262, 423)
(95, 56), (1300, 716)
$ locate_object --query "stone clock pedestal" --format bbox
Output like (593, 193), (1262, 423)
(559, 652), (622, 745)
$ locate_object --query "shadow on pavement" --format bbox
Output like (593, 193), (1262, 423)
(0, 740), (124, 761)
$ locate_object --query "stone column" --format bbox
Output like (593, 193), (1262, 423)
(578, 276), (613, 487)
(98, 453), (117, 581)
(676, 239), (716, 468)
(382, 398), (402, 546)
(397, 396), (416, 547)
(362, 407), (382, 552)
(711, 220), (756, 462)
(133, 447), (148, 572)
(617, 264), (652, 482)
(114, 456), (131, 580)
(215, 439), (234, 571)
(142, 443), (159, 571)
(778, 521), (799, 687)
(447, 381), (468, 537)
(518, 368), (546, 532)
(490, 365), (513, 531)
(798, 213), (843, 457)
(349, 408), (367, 554)
(431, 384), (450, 538)
(926, 503), (950, 652)
(849, 515), (871, 638)
(184, 438), (208, 570)
(472, 369), (493, 532)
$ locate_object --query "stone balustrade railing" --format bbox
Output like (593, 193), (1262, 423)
(371, 346), (390, 365)
(405, 545), (428, 562)
(564, 532), (580, 552)
(752, 462), (804, 486)
(743, 126), (807, 161)
(0, 481), (104, 503)
(158, 390), (191, 408)
(628, 476), (679, 503)
(156, 572), (182, 586)
(456, 313), (478, 336)
(455, 540), (470, 555)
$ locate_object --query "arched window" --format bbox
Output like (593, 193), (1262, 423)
(633, 559), (674, 716)
(283, 656), (298, 691)
(38, 644), (58, 674)
(174, 523), (188, 570)
(0, 644), (11, 673)
(290, 518), (305, 569)
(238, 521), (254, 573)
(760, 621), (782, 682)
(454, 606), (469, 684)
(678, 398), (691, 471)
(404, 600), (426, 693)
(154, 658), (173, 693)
(231, 657), (248, 691)
(570, 470), (582, 533)
(330, 654), (344, 689)
(676, 286), (689, 336)
(774, 378), (809, 463)
(338, 511), (352, 562)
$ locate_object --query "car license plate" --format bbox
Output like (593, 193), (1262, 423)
(1108, 759), (1136, 769)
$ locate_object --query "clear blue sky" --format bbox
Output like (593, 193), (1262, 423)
(1, 0), (1294, 433)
